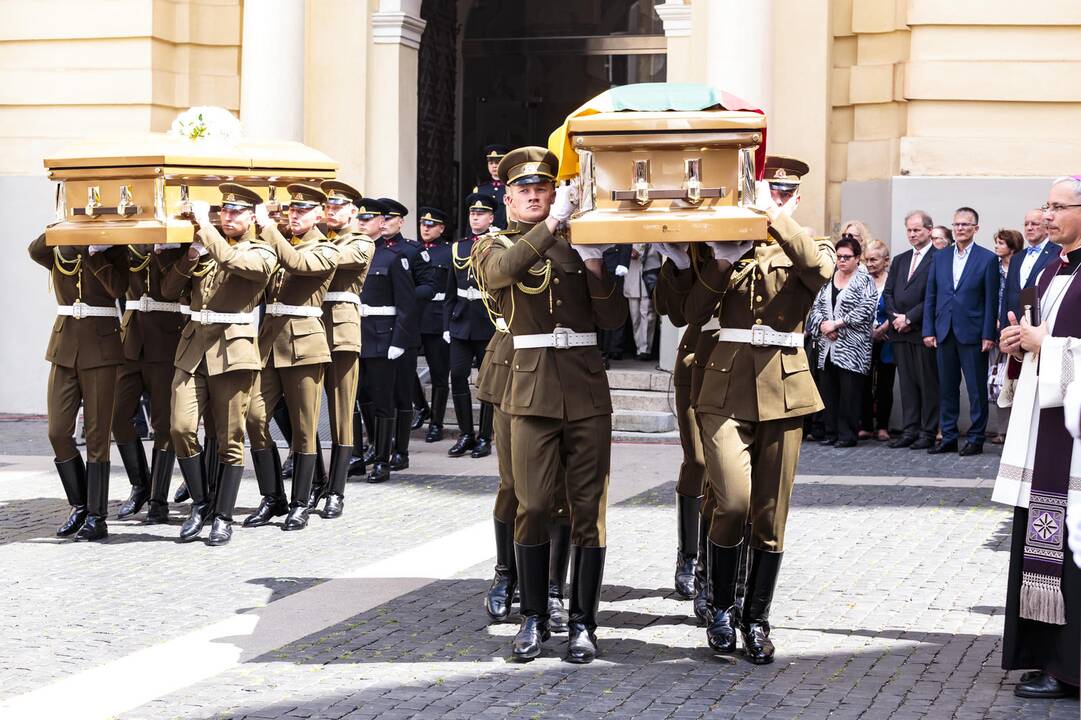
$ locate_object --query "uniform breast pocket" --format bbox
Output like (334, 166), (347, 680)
(780, 349), (816, 411)
(508, 349), (541, 408)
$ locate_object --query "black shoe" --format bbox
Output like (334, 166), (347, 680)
(244, 448), (287, 527)
(636, 353), (652, 362)
(425, 387), (448, 443)
(834, 439), (857, 448)
(55, 455), (88, 537)
(145, 449), (175, 524)
(411, 406), (430, 431)
(366, 416), (395, 484)
(470, 438), (491, 458)
(425, 425), (443, 443)
(740, 549), (783, 665)
(389, 451), (410, 471)
(448, 393), (475, 457)
(959, 442), (984, 457)
(909, 437), (933, 450)
(486, 519), (518, 622)
(207, 464), (242, 546)
(347, 455), (367, 478)
(321, 494), (344, 518)
(179, 455), (211, 542)
(887, 435), (916, 449)
(819, 437), (837, 446)
(512, 541), (551, 660)
(548, 522), (571, 633)
(1014, 672), (1079, 699)
(74, 461), (110, 542)
(512, 616), (550, 661)
(283, 453), (317, 531)
(207, 517), (233, 546)
(173, 481), (190, 503)
(115, 441), (150, 519)
(471, 402), (493, 458)
(927, 440), (958, 455)
(706, 541), (741, 653)
(675, 494), (700, 599)
(564, 545), (605, 664)
(448, 433), (476, 457)
(320, 444), (353, 519)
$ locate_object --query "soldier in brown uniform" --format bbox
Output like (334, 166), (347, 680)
(309, 180), (374, 518)
(683, 160), (834, 664)
(473, 147), (628, 664)
(165, 184), (278, 545)
(112, 243), (187, 523)
(244, 184), (339, 532)
(29, 237), (127, 541)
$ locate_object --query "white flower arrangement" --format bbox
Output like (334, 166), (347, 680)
(168, 106), (243, 141)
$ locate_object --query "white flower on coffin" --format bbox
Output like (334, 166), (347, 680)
(169, 106), (243, 141)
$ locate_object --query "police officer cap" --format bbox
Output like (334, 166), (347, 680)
(464, 192), (498, 214)
(498, 146), (559, 186)
(417, 207), (448, 226)
(321, 180), (363, 206)
(378, 197), (409, 218)
(355, 197), (388, 219)
(484, 144), (509, 160)
(218, 183), (263, 210)
(286, 183), (328, 209)
(764, 155), (810, 191)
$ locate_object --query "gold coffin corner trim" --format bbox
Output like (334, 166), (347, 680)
(567, 206), (768, 246)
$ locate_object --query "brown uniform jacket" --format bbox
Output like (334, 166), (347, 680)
(165, 225), (278, 376)
(258, 224), (340, 368)
(653, 259), (700, 389)
(472, 221), (628, 421)
(28, 234), (127, 370)
(322, 228), (375, 354)
(121, 246), (187, 363)
(684, 212), (835, 421)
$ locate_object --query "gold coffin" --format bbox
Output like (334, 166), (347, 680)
(567, 111), (768, 245)
(43, 134), (337, 246)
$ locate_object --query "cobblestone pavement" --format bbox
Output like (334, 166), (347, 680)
(0, 425), (1075, 719)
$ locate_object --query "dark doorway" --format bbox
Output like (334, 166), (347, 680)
(417, 0), (460, 234)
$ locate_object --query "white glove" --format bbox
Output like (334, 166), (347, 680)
(189, 241), (209, 258)
(388, 345), (405, 360)
(706, 240), (753, 264)
(254, 203), (272, 229)
(614, 265), (628, 277)
(190, 200), (212, 226)
(550, 180), (579, 223)
(574, 244), (606, 262)
(154, 243), (181, 252)
(655, 243), (691, 270)
(442, 331), (451, 344)
(87, 244), (110, 255)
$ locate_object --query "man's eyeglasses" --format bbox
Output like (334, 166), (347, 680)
(1041, 203), (1081, 214)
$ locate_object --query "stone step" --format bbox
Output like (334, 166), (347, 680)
(610, 389), (674, 414)
(606, 366), (672, 392)
(613, 410), (677, 433)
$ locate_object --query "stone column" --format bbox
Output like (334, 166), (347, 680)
(240, 0), (305, 140)
(365, 0), (426, 214)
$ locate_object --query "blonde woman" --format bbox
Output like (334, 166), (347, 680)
(862, 239), (895, 441)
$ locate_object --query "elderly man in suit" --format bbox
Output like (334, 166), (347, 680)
(882, 210), (938, 449)
(1000, 207), (1056, 330)
(922, 206), (1000, 456)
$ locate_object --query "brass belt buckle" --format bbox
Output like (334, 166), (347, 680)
(72, 302), (87, 320)
(553, 327), (570, 349)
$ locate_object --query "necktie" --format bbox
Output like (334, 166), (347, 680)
(1027, 245), (1041, 256)
(907, 250), (921, 280)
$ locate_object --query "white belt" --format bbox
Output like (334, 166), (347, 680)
(265, 302), (323, 318)
(513, 328), (597, 350)
(431, 292), (446, 302)
(127, 296), (184, 314)
(180, 305), (192, 315)
(57, 302), (119, 319)
(191, 309), (255, 325)
(716, 325), (804, 348)
(457, 287), (485, 301)
(701, 317), (720, 331)
(495, 318), (508, 332)
(360, 304), (397, 317)
(324, 291), (361, 305)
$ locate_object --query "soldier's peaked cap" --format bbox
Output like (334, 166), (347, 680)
(418, 207), (448, 225)
(286, 183), (327, 208)
(356, 197), (388, 217)
(498, 146), (559, 186)
(218, 183), (263, 209)
(321, 180), (363, 205)
(378, 198), (409, 218)
(764, 155), (810, 188)
(484, 144), (509, 159)
(464, 192), (498, 213)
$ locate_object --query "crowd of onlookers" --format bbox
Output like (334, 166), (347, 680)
(804, 205), (1055, 455)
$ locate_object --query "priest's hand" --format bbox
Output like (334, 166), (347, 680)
(1019, 316), (1048, 354)
(1000, 311), (1023, 358)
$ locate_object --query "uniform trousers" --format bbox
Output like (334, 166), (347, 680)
(450, 338), (488, 396)
(171, 364), (256, 465)
(361, 357), (397, 420)
(48, 363), (118, 463)
(393, 348), (418, 415)
(674, 380), (707, 498)
(324, 351), (360, 446)
(113, 360), (174, 450)
(510, 413), (610, 547)
(626, 296), (656, 356)
(247, 363), (325, 454)
(698, 413), (803, 551)
(419, 334), (449, 392)
(493, 404), (569, 525)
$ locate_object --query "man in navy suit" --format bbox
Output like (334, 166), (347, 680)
(922, 207), (1000, 456)
(1000, 208), (1056, 329)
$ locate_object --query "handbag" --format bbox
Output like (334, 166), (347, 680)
(988, 348), (1008, 403)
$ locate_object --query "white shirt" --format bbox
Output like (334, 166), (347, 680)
(1019, 237), (1050, 286)
(952, 243), (973, 289)
(908, 243), (929, 279)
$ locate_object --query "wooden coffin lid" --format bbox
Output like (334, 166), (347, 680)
(566, 110), (766, 136)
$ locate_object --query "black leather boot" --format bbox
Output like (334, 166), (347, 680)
(178, 453), (210, 542)
(447, 393), (475, 457)
(485, 518), (517, 622)
(351, 406), (366, 460)
(244, 447), (288, 527)
(208, 464), (243, 546)
(411, 373), (430, 430)
(283, 452), (316, 531)
(741, 549), (782, 664)
(674, 494), (701, 599)
(366, 416), (395, 483)
(512, 541), (551, 661)
(706, 540), (741, 653)
(548, 522), (572, 633)
(321, 444), (353, 519)
(692, 511), (712, 624)
(173, 481), (190, 504)
(732, 528), (752, 627)
(565, 545), (605, 664)
(361, 402), (376, 465)
(280, 451), (295, 480)
(116, 441), (150, 519)
(389, 410), (412, 470)
(74, 461), (110, 541)
(146, 449), (176, 524)
(425, 386), (448, 443)
(471, 401), (494, 458)
(306, 440), (327, 509)
(55, 455), (88, 537)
